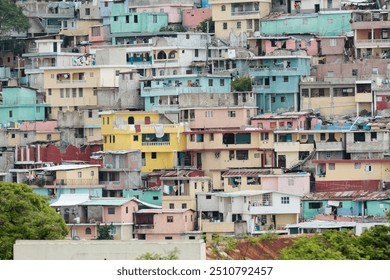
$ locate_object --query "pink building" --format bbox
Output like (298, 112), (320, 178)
(251, 111), (318, 130)
(182, 8), (212, 29)
(134, 209), (195, 240)
(89, 25), (107, 46)
(52, 196), (140, 240)
(188, 107), (258, 130)
(261, 172), (311, 196)
(262, 38), (318, 57)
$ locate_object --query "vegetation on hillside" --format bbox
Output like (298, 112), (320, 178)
(0, 183), (68, 260)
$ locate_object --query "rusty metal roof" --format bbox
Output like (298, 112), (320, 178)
(222, 169), (272, 177)
(302, 190), (390, 201)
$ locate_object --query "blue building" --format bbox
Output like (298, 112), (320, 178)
(250, 55), (311, 113)
(0, 87), (48, 126)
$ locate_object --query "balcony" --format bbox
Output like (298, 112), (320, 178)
(141, 141), (170, 146)
(250, 66), (298, 76)
(355, 39), (390, 48)
(352, 21), (390, 30)
(134, 224), (154, 234)
(316, 141), (345, 151)
(347, 141), (388, 153)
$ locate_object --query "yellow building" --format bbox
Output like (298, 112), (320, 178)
(100, 111), (186, 172)
(209, 0), (270, 40)
(43, 65), (135, 120)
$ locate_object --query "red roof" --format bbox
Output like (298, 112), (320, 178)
(222, 170), (272, 177)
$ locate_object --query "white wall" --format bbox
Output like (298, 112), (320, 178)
(14, 240), (206, 260)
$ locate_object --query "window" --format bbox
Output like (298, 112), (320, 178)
(78, 88), (83, 97)
(167, 216), (174, 223)
(151, 152), (157, 159)
(108, 207), (115, 214)
(206, 195), (212, 199)
(228, 111), (236, 117)
(11, 134), (15, 139)
(330, 38), (336, 46)
(208, 79), (213, 86)
(60, 88), (64, 98)
(195, 49), (199, 57)
(47, 134), (52, 141)
(85, 8), (90, 16)
(134, 15), (138, 23)
(236, 150), (249, 160)
(48, 89), (52, 96)
(308, 202), (323, 209)
(114, 16), (118, 21)
(24, 133), (28, 138)
(352, 69), (358, 76)
(237, 22), (241, 29)
(126, 15), (129, 23)
(261, 132), (269, 141)
(72, 88), (77, 97)
(283, 76), (288, 82)
(220, 79), (225, 86)
(329, 163), (335, 170)
(223, 22), (227, 30)
(133, 135), (138, 141)
(354, 163), (361, 169)
(281, 96), (286, 102)
(205, 111), (213, 118)
(169, 203), (174, 209)
(210, 133), (214, 141)
(182, 203), (187, 209)
(165, 236), (173, 240)
(77, 171), (82, 178)
(85, 228), (92, 235)
(221, 5), (226, 11)
(9, 111), (12, 118)
(153, 15), (157, 23)
(281, 197), (290, 204)
(365, 165), (372, 172)
(153, 196), (158, 200)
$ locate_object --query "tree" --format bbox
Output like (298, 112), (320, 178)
(136, 248), (179, 260)
(97, 223), (114, 240)
(0, 0), (30, 37)
(232, 77), (252, 92)
(196, 18), (215, 33)
(280, 227), (390, 260)
(0, 183), (68, 260)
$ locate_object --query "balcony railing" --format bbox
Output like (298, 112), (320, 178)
(141, 141), (170, 146)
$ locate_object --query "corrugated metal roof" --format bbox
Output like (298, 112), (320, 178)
(285, 220), (356, 229)
(222, 170), (272, 177)
(50, 194), (90, 207)
(302, 190), (390, 201)
(38, 164), (100, 171)
(80, 198), (133, 206)
(136, 209), (193, 214)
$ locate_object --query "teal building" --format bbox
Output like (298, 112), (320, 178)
(302, 191), (390, 220)
(250, 55), (311, 113)
(0, 87), (48, 126)
(110, 1), (168, 45)
(260, 11), (352, 36)
(123, 189), (162, 206)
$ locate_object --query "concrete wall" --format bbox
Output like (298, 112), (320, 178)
(14, 240), (206, 260)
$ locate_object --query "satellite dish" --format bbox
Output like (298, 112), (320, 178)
(63, 74), (69, 79)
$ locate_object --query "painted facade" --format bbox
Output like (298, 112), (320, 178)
(250, 55), (311, 113)
(0, 87), (48, 125)
(134, 209), (195, 240)
(197, 190), (300, 234)
(100, 111), (186, 172)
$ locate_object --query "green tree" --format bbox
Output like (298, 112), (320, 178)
(280, 227), (390, 260)
(0, 183), (68, 260)
(97, 223), (114, 240)
(232, 77), (252, 92)
(196, 18), (215, 33)
(0, 0), (30, 37)
(358, 225), (390, 260)
(136, 248), (179, 260)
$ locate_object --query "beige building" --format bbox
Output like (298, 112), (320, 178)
(209, 0), (270, 44)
